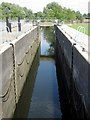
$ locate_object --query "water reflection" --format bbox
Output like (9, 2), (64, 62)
(28, 58), (62, 118)
(41, 27), (55, 56)
(27, 27), (62, 118)
(13, 26), (62, 119)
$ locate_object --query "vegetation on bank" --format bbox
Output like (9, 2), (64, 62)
(68, 24), (90, 36)
(0, 2), (86, 21)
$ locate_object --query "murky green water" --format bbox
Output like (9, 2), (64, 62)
(13, 27), (62, 119)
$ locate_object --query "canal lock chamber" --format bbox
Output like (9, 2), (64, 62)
(13, 26), (78, 119)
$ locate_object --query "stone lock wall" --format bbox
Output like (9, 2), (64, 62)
(0, 26), (40, 119)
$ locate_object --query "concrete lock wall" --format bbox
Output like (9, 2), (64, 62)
(55, 25), (89, 119)
(0, 26), (40, 119)
(0, 45), (16, 119)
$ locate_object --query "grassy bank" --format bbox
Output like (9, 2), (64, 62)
(68, 24), (90, 36)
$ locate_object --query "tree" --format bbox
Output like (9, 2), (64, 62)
(43, 2), (83, 21)
(23, 7), (33, 19)
(0, 2), (33, 20)
(43, 2), (63, 19)
(64, 9), (76, 20)
(76, 11), (83, 20)
(0, 2), (84, 21)
(88, 13), (90, 17)
(83, 13), (87, 18)
(34, 12), (44, 19)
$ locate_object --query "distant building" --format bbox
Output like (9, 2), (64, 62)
(85, 17), (90, 19)
(84, 17), (90, 23)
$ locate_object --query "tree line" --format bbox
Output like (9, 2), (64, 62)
(0, 2), (33, 21)
(0, 2), (86, 21)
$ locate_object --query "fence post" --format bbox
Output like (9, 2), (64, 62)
(6, 17), (9, 32)
(6, 17), (12, 32)
(18, 17), (21, 31)
(8, 23), (12, 32)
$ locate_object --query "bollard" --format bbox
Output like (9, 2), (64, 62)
(18, 17), (21, 31)
(18, 17), (20, 23)
(6, 17), (9, 32)
(8, 23), (12, 32)
(18, 22), (21, 31)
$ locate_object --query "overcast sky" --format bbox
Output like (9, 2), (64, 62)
(0, 0), (89, 14)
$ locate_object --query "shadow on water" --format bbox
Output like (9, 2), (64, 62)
(55, 54), (72, 120)
(13, 48), (40, 118)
